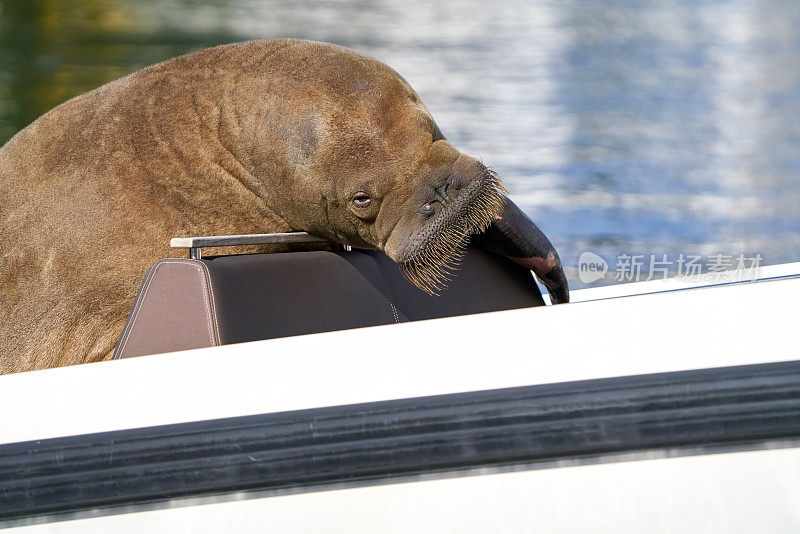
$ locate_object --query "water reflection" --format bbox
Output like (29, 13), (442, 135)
(1, 0), (798, 288)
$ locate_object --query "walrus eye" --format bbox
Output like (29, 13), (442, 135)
(353, 192), (372, 208)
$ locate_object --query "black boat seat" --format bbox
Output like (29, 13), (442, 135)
(113, 246), (545, 359)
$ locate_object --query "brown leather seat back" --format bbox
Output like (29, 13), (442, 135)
(113, 247), (544, 359)
(113, 259), (222, 359)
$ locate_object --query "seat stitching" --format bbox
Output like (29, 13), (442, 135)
(370, 255), (400, 324)
(196, 260), (221, 345)
(114, 262), (163, 358)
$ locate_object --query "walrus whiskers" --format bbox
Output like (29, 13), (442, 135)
(401, 168), (506, 294)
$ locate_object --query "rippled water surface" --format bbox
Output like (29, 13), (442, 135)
(2, 0), (799, 288)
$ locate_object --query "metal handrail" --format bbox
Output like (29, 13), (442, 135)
(170, 232), (330, 259)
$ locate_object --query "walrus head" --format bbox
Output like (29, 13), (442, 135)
(248, 42), (508, 294)
(320, 134), (508, 295)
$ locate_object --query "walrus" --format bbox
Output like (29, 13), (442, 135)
(0, 39), (567, 374)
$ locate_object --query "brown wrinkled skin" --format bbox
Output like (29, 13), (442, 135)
(0, 39), (495, 373)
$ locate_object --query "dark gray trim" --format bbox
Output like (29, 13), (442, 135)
(1, 361), (799, 521)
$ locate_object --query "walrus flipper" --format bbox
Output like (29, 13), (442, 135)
(472, 197), (570, 304)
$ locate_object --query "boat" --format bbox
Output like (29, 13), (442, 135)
(1, 234), (799, 531)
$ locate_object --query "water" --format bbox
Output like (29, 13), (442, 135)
(2, 0), (799, 289)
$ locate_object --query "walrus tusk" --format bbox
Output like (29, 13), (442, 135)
(472, 196), (570, 304)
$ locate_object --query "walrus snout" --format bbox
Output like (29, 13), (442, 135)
(384, 159), (506, 294)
